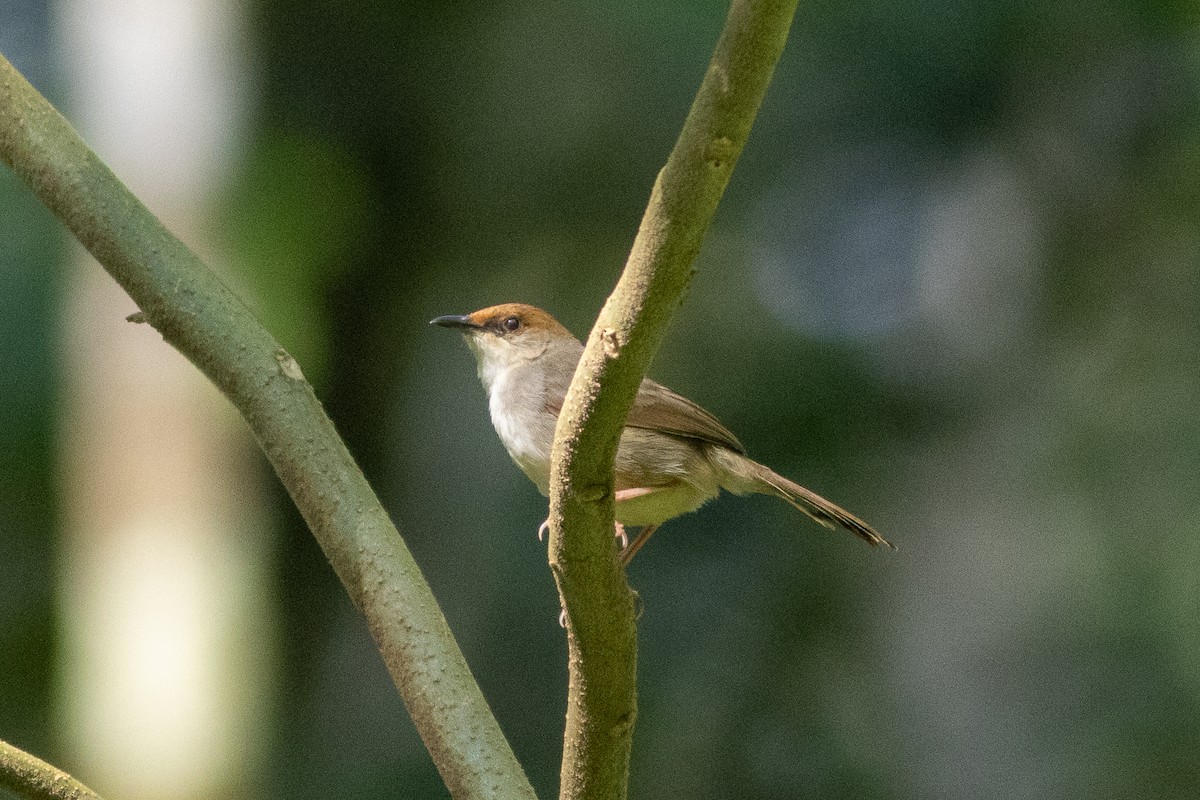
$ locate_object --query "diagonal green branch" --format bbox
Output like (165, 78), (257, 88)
(547, 1), (800, 799)
(0, 739), (105, 800)
(0, 53), (535, 800)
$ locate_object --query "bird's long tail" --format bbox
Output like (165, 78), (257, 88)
(712, 448), (894, 549)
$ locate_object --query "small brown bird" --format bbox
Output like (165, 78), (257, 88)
(432, 303), (891, 563)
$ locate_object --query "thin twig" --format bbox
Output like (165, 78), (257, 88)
(0, 739), (105, 800)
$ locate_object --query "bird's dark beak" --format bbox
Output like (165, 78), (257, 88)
(430, 314), (479, 330)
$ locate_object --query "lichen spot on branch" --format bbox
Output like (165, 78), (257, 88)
(274, 348), (306, 381)
(601, 328), (620, 359)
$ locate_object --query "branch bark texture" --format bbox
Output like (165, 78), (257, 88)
(0, 54), (535, 800)
(547, 2), (800, 799)
(0, 740), (105, 800)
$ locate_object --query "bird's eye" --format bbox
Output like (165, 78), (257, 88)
(502, 316), (521, 332)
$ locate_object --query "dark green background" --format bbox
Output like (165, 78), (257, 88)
(4, 0), (1200, 797)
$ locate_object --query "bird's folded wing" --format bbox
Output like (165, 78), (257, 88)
(625, 379), (745, 453)
(544, 377), (746, 454)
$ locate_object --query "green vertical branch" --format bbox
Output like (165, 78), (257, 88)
(0, 54), (535, 800)
(547, 1), (800, 799)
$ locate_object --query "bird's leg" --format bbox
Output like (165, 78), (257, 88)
(620, 525), (659, 565)
(615, 487), (656, 503)
(543, 488), (655, 560)
(614, 487), (665, 564)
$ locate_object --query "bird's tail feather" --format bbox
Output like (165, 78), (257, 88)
(756, 467), (892, 548)
(713, 448), (893, 549)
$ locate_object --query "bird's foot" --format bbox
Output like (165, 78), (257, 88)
(541, 518), (628, 549)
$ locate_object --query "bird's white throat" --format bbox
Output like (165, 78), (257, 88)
(478, 352), (554, 493)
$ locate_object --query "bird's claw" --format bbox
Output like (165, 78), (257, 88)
(541, 519), (628, 548)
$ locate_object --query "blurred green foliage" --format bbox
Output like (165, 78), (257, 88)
(6, 0), (1200, 798)
(0, 155), (62, 762)
(0, 8), (62, 765)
